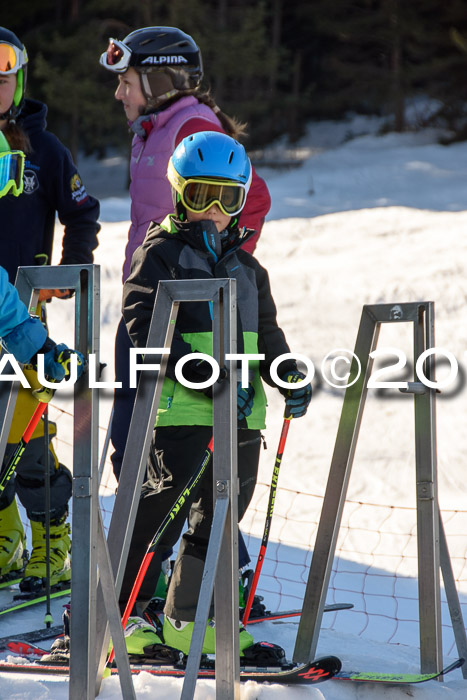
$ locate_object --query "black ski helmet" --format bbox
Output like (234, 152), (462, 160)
(0, 27), (28, 121)
(100, 26), (203, 111)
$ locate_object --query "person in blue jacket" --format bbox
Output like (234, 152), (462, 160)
(0, 27), (99, 592)
(0, 265), (84, 380)
(0, 261), (85, 587)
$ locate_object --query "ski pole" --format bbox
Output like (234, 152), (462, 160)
(108, 435), (214, 665)
(0, 389), (53, 495)
(242, 411), (292, 627)
(0, 350), (86, 495)
(43, 405), (53, 627)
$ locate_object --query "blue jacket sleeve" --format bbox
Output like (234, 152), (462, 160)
(0, 266), (47, 363)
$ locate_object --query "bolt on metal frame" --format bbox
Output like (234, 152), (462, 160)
(293, 301), (467, 678)
(95, 278), (240, 700)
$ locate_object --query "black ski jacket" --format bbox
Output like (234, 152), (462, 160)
(0, 99), (100, 283)
(123, 215), (296, 428)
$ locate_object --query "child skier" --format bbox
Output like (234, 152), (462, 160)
(119, 131), (311, 656)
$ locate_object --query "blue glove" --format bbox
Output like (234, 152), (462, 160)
(279, 370), (311, 418)
(42, 342), (86, 381)
(237, 382), (255, 421)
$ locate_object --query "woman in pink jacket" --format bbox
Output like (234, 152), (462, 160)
(100, 28), (271, 617)
(100, 26), (270, 283)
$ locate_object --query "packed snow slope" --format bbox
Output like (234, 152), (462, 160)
(1, 114), (467, 697)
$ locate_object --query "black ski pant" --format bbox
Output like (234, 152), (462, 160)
(119, 425), (261, 620)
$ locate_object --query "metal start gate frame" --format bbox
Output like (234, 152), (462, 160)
(293, 301), (467, 679)
(0, 265), (136, 700)
(3, 277), (466, 695)
(94, 277), (240, 700)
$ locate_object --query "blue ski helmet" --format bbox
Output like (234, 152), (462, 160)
(168, 131), (252, 221)
(0, 27), (28, 120)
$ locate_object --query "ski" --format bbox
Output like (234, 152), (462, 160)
(0, 655), (342, 684)
(1, 645), (462, 686)
(0, 626), (63, 652)
(147, 600), (353, 624)
(0, 587), (70, 618)
(0, 602), (353, 654)
(246, 602), (353, 625)
(335, 657), (464, 684)
(7, 640), (50, 657)
(0, 574), (23, 590)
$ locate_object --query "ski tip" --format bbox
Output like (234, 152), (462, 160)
(327, 655), (343, 674)
(443, 658), (465, 674)
(296, 655), (342, 684)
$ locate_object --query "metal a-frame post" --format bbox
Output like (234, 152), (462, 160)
(13, 265), (136, 700)
(95, 278), (240, 700)
(293, 301), (467, 677)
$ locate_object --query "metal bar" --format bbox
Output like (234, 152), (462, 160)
(413, 303), (442, 674)
(69, 267), (100, 700)
(213, 280), (239, 699)
(95, 279), (236, 694)
(95, 283), (178, 690)
(180, 492), (230, 700)
(96, 509), (136, 699)
(14, 264), (101, 699)
(439, 515), (467, 677)
(293, 306), (380, 663)
(181, 279), (239, 699)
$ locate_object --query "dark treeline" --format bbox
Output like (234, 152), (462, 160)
(4, 0), (467, 160)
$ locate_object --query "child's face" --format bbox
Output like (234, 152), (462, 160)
(186, 203), (231, 233)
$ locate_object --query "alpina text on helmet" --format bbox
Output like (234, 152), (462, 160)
(141, 55), (188, 65)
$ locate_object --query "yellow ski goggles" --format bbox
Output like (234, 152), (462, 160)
(0, 132), (24, 197)
(171, 174), (247, 218)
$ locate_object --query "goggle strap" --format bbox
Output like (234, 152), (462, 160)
(13, 69), (24, 107)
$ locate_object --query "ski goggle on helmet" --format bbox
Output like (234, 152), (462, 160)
(168, 132), (252, 217)
(99, 38), (132, 73)
(0, 131), (24, 197)
(0, 40), (27, 74)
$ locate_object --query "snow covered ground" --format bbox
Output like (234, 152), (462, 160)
(2, 114), (467, 697)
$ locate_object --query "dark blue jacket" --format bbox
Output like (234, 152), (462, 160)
(0, 99), (100, 283)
